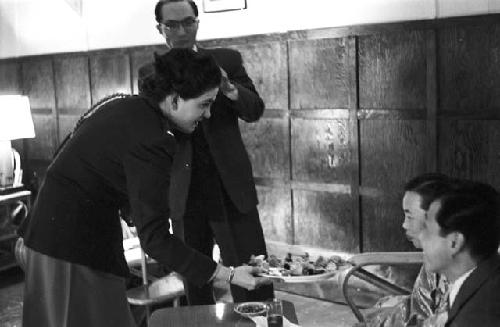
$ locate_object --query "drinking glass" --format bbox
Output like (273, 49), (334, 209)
(267, 298), (283, 327)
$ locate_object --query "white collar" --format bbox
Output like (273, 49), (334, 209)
(449, 267), (476, 307)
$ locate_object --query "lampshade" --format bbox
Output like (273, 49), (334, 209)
(0, 95), (35, 141)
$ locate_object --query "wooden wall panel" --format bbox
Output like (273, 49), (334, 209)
(289, 38), (349, 109)
(0, 13), (498, 259)
(360, 119), (427, 251)
(438, 120), (500, 190)
(0, 61), (21, 94)
(54, 55), (91, 114)
(359, 31), (426, 109)
(58, 115), (80, 144)
(129, 45), (165, 95)
(438, 23), (500, 112)
(89, 52), (131, 104)
(21, 58), (58, 160)
(293, 190), (357, 252)
(361, 197), (413, 252)
(257, 186), (293, 244)
(240, 115), (289, 179)
(21, 58), (56, 112)
(291, 118), (351, 183)
(26, 115), (58, 161)
(230, 42), (288, 110)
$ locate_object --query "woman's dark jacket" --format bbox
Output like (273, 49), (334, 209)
(19, 96), (216, 286)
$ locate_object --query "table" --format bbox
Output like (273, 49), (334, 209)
(0, 189), (31, 271)
(149, 300), (298, 326)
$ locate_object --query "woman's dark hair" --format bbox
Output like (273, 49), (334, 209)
(141, 48), (221, 102)
(404, 173), (454, 210)
(155, 0), (199, 23)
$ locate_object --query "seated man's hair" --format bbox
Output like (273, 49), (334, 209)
(434, 180), (500, 260)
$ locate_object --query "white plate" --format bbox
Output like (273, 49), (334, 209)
(234, 302), (267, 318)
(259, 270), (338, 283)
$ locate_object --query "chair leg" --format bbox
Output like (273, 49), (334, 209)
(145, 305), (150, 327)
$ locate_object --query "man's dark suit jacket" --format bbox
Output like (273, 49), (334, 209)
(446, 254), (500, 327)
(138, 47), (264, 227)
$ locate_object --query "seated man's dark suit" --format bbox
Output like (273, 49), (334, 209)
(139, 47), (273, 304)
(446, 254), (500, 327)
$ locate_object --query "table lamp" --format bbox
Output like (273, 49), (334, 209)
(0, 95), (35, 189)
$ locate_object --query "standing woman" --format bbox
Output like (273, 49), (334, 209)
(19, 49), (269, 327)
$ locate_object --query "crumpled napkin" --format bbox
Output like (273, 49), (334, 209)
(250, 315), (300, 327)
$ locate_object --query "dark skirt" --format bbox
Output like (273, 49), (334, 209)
(22, 245), (136, 327)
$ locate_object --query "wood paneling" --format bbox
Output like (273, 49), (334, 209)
(289, 38), (349, 109)
(293, 190), (357, 252)
(0, 13), (498, 258)
(359, 30), (426, 110)
(291, 118), (351, 183)
(230, 42), (288, 110)
(89, 52), (131, 104)
(21, 58), (58, 160)
(0, 61), (21, 94)
(360, 120), (427, 251)
(58, 115), (80, 144)
(129, 45), (165, 95)
(361, 197), (413, 252)
(360, 120), (427, 193)
(257, 186), (292, 244)
(26, 115), (57, 161)
(438, 120), (500, 190)
(240, 114), (289, 179)
(438, 23), (500, 112)
(54, 55), (91, 114)
(21, 58), (56, 112)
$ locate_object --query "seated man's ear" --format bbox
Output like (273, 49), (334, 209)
(171, 95), (179, 108)
(449, 232), (466, 255)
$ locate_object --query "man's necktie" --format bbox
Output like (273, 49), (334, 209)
(423, 289), (450, 327)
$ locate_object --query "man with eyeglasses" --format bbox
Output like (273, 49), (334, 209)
(138, 0), (274, 306)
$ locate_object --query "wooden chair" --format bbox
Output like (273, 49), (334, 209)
(123, 234), (185, 327)
(339, 251), (423, 323)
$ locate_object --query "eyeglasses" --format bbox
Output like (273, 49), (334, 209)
(160, 17), (198, 32)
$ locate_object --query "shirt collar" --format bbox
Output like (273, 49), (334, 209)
(449, 267), (476, 307)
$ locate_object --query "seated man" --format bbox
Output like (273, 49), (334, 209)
(419, 180), (500, 327)
(362, 173), (453, 327)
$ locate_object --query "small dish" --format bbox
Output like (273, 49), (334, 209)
(234, 301), (267, 318)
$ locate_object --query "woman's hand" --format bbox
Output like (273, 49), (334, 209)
(232, 265), (272, 290)
(214, 264), (272, 290)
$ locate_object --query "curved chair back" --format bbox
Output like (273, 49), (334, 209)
(14, 237), (27, 270)
(339, 251), (423, 322)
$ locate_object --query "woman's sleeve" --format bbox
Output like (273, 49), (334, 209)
(123, 135), (217, 286)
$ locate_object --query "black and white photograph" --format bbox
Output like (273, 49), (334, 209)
(0, 0), (499, 326)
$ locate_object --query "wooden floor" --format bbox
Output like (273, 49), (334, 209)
(0, 267), (23, 327)
(0, 266), (359, 327)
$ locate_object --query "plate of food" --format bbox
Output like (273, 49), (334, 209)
(234, 302), (267, 318)
(249, 253), (346, 283)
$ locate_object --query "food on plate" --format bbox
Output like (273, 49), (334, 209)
(248, 252), (346, 277)
(234, 302), (267, 317)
